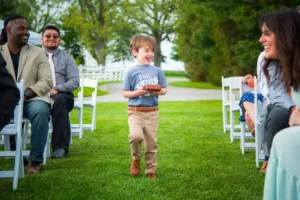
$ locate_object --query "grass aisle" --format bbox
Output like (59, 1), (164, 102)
(0, 101), (265, 199)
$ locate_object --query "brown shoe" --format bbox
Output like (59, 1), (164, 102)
(260, 161), (268, 173)
(130, 159), (140, 176)
(27, 162), (41, 174)
(146, 172), (157, 179)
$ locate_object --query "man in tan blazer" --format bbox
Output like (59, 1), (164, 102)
(0, 14), (53, 174)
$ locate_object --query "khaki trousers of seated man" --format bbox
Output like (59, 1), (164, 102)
(128, 110), (159, 174)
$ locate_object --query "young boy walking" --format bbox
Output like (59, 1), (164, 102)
(122, 34), (167, 179)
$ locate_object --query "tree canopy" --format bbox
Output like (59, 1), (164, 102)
(174, 0), (299, 85)
(1, 0), (299, 83)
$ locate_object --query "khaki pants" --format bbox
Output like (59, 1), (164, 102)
(128, 110), (159, 173)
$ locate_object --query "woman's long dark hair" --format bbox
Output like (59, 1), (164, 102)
(0, 14), (25, 45)
(259, 9), (300, 91)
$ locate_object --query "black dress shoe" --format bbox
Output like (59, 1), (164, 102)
(50, 148), (67, 159)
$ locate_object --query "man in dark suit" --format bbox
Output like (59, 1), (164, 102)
(0, 52), (20, 131)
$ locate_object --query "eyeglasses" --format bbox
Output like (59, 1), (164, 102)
(43, 34), (60, 39)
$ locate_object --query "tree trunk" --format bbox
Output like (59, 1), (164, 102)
(154, 36), (162, 67)
(94, 40), (106, 66)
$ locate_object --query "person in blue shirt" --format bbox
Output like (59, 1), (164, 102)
(41, 25), (79, 159)
(122, 34), (167, 179)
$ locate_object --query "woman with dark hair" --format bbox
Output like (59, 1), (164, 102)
(255, 9), (298, 173)
(238, 9), (296, 173)
(261, 9), (300, 199)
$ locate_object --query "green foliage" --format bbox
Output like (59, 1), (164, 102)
(174, 0), (299, 85)
(163, 70), (187, 77)
(59, 25), (85, 65)
(0, 101), (265, 199)
(64, 0), (137, 66)
(124, 0), (180, 67)
(0, 0), (19, 19)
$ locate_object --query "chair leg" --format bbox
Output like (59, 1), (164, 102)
(4, 135), (10, 151)
(79, 107), (83, 139)
(92, 105), (96, 131)
(42, 138), (48, 165)
(13, 132), (24, 190)
(230, 111), (234, 143)
(223, 106), (227, 133)
(240, 122), (246, 154)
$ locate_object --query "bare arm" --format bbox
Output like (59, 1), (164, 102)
(122, 88), (150, 98)
(122, 88), (167, 98)
(289, 109), (300, 126)
(151, 88), (167, 96)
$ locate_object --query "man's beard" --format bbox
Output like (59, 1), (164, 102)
(46, 45), (58, 51)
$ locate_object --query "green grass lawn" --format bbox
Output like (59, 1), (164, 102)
(0, 101), (265, 199)
(73, 81), (121, 97)
(169, 81), (221, 90)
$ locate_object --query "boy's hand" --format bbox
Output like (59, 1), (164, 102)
(151, 90), (161, 96)
(137, 87), (151, 96)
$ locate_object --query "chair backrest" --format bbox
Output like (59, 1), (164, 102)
(0, 80), (25, 190)
(83, 78), (98, 90)
(1, 80), (25, 135)
(229, 76), (243, 100)
(13, 80), (25, 135)
(83, 78), (98, 104)
(222, 76), (231, 103)
(222, 76), (243, 102)
(77, 78), (84, 105)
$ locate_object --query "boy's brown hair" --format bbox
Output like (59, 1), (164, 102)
(130, 34), (156, 56)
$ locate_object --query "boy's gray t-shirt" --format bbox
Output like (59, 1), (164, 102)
(122, 65), (167, 107)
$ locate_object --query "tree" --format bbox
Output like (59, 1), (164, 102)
(65, 0), (135, 66)
(60, 26), (85, 65)
(126, 0), (180, 67)
(174, 0), (299, 85)
(0, 0), (19, 19)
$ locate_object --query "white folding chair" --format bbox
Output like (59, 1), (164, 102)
(222, 76), (243, 135)
(222, 76), (231, 133)
(222, 76), (245, 142)
(0, 80), (25, 190)
(239, 78), (265, 166)
(254, 78), (265, 167)
(82, 78), (98, 131)
(71, 78), (84, 138)
(240, 83), (256, 153)
(228, 77), (245, 142)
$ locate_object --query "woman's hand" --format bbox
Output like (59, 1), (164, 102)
(242, 74), (254, 84)
(289, 109), (300, 126)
